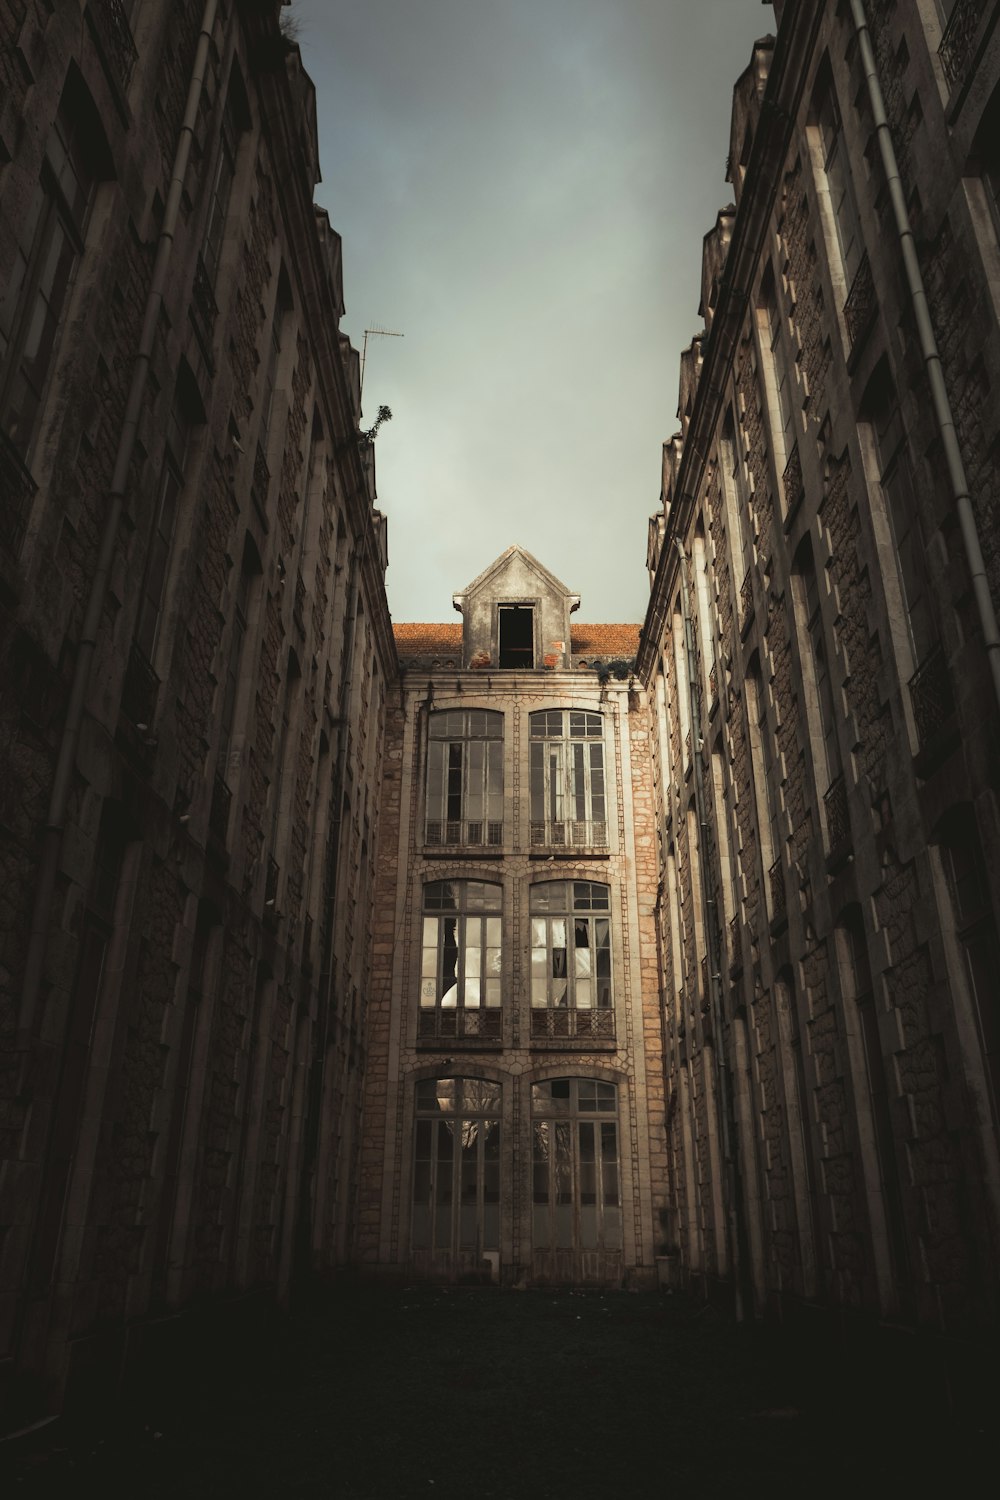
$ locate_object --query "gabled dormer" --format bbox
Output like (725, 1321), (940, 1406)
(452, 545), (580, 670)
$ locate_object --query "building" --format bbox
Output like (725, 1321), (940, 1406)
(0, 1), (394, 1423)
(640, 0), (1000, 1349)
(358, 546), (666, 1286)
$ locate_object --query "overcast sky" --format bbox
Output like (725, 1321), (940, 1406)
(295, 1), (773, 623)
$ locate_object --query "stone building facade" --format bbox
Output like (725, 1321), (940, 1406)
(640, 0), (1000, 1345)
(0, 1), (394, 1423)
(358, 547), (667, 1287)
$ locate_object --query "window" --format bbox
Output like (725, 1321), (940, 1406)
(720, 410), (755, 610)
(0, 84), (105, 459)
(794, 539), (841, 790)
(218, 534), (262, 783)
(411, 1077), (501, 1260)
(134, 390), (192, 663)
(529, 881), (613, 1041)
(498, 605), (533, 668)
(529, 710), (607, 847)
(419, 881), (502, 1040)
(200, 95), (238, 289)
(425, 709), (503, 846)
(531, 1078), (621, 1253)
(939, 812), (1000, 1125)
(258, 290), (286, 459)
(814, 70), (864, 288)
(970, 82), (1000, 244)
(863, 363), (935, 670)
(759, 266), (796, 470)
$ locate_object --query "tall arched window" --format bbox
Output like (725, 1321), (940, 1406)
(419, 881), (502, 1040)
(529, 881), (613, 1041)
(531, 1078), (622, 1255)
(411, 1077), (501, 1263)
(529, 709), (606, 847)
(425, 709), (503, 847)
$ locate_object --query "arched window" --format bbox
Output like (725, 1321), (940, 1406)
(419, 881), (502, 1040)
(529, 709), (606, 847)
(529, 881), (613, 1041)
(411, 1076), (501, 1261)
(531, 1078), (621, 1254)
(425, 709), (503, 847)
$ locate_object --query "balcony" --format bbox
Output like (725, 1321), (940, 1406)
(189, 254), (218, 360)
(529, 819), (607, 849)
(426, 819), (503, 848)
(728, 913), (742, 975)
(824, 773), (850, 859)
(0, 430), (36, 560)
(844, 253), (877, 353)
(419, 1009), (502, 1041)
(939, 0), (989, 88)
(86, 1), (138, 95)
(121, 641), (159, 729)
(769, 857), (786, 923)
(739, 567), (755, 637)
(530, 1009), (615, 1042)
(781, 442), (804, 519)
(909, 643), (955, 748)
(209, 772), (232, 845)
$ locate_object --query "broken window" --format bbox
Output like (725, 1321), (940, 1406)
(411, 1076), (501, 1258)
(419, 881), (502, 1040)
(425, 709), (503, 846)
(529, 881), (613, 1041)
(531, 1078), (621, 1253)
(498, 605), (534, 668)
(529, 710), (607, 847)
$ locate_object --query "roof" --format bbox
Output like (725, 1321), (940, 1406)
(393, 622), (640, 659)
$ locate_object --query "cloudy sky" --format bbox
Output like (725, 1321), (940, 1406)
(296, 1), (773, 623)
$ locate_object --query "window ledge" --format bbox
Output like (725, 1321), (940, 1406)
(528, 849), (610, 861)
(422, 847), (505, 860)
(415, 1035), (503, 1052)
(529, 1038), (618, 1053)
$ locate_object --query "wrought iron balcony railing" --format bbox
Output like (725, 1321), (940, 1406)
(782, 442), (804, 516)
(419, 1009), (502, 1041)
(909, 643), (955, 746)
(844, 252), (877, 351)
(939, 0), (988, 87)
(88, 1), (139, 93)
(530, 1009), (615, 1041)
(824, 772), (850, 853)
(425, 819), (503, 848)
(729, 913), (742, 971)
(769, 857), (786, 920)
(121, 641), (159, 729)
(739, 566), (754, 635)
(529, 819), (607, 848)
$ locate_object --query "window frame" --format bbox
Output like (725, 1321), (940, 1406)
(529, 881), (614, 1041)
(418, 881), (503, 1040)
(411, 1075), (502, 1258)
(424, 708), (504, 848)
(530, 1077), (622, 1254)
(529, 709), (607, 848)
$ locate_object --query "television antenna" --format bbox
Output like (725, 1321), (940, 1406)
(360, 325), (403, 399)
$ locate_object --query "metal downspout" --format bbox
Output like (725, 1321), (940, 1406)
(675, 541), (745, 1318)
(17, 0), (221, 1035)
(849, 0), (1000, 714)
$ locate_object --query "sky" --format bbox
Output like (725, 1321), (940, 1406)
(294, 1), (774, 624)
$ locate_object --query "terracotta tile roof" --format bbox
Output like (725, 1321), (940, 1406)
(570, 624), (641, 656)
(393, 621), (641, 659)
(393, 623), (462, 655)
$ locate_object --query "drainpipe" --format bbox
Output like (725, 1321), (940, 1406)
(675, 541), (745, 1319)
(849, 0), (1000, 715)
(18, 0), (220, 1034)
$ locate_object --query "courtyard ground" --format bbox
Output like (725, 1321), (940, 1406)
(3, 1286), (989, 1498)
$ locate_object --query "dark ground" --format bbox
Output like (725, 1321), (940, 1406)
(3, 1287), (991, 1499)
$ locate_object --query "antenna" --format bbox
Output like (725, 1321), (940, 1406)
(360, 325), (404, 399)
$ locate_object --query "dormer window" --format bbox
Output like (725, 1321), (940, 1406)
(498, 605), (533, 668)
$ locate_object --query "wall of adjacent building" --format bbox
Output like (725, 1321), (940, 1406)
(0, 0), (394, 1425)
(641, 0), (1000, 1339)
